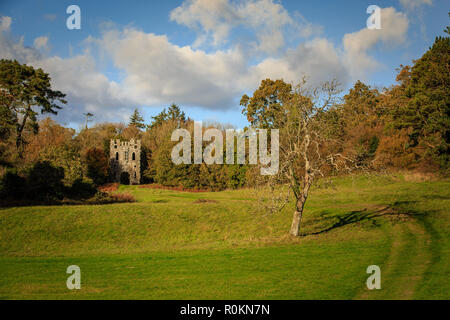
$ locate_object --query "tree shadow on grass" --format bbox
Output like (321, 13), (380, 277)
(302, 202), (418, 236)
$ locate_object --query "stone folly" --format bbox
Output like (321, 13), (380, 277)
(109, 139), (141, 185)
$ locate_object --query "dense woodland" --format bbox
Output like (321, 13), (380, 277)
(0, 28), (448, 204)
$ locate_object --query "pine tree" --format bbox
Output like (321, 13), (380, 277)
(0, 59), (66, 157)
(129, 108), (145, 129)
(167, 103), (186, 121)
(149, 108), (168, 129)
(149, 104), (186, 129)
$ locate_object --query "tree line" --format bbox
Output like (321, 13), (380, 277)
(0, 27), (448, 207)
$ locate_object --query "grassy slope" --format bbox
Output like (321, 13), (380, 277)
(0, 174), (448, 299)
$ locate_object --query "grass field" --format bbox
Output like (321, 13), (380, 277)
(0, 174), (448, 299)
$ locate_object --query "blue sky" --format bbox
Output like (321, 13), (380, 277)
(0, 0), (448, 129)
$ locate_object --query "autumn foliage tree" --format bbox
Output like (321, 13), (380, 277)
(339, 80), (382, 167)
(85, 147), (109, 185)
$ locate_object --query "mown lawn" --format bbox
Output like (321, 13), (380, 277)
(0, 174), (448, 299)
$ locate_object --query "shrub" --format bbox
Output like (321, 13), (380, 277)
(227, 164), (247, 189)
(90, 190), (135, 203)
(0, 169), (26, 199)
(110, 192), (135, 202)
(93, 190), (110, 202)
(66, 178), (97, 200)
(27, 161), (65, 201)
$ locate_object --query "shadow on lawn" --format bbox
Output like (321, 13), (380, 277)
(303, 202), (419, 236)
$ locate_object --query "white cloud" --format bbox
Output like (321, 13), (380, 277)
(98, 28), (248, 109)
(399, 0), (432, 38)
(94, 28), (348, 110)
(0, 16), (11, 32)
(0, 32), (42, 63)
(342, 7), (409, 79)
(0, 4), (410, 125)
(249, 38), (349, 88)
(34, 55), (134, 124)
(399, 0), (432, 10)
(170, 0), (238, 46)
(170, 0), (316, 54)
(33, 36), (48, 50)
(0, 19), (135, 125)
(97, 8), (407, 109)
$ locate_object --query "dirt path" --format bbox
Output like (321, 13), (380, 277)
(355, 218), (432, 300)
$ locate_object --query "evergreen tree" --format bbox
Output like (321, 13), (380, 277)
(0, 93), (16, 140)
(392, 36), (450, 166)
(167, 103), (186, 121)
(0, 59), (67, 157)
(129, 108), (146, 129)
(149, 108), (168, 129)
(149, 104), (186, 129)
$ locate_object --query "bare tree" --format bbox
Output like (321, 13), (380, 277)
(241, 78), (358, 236)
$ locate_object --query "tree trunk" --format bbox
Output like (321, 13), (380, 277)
(289, 172), (313, 237)
(16, 108), (29, 158)
(290, 210), (302, 236)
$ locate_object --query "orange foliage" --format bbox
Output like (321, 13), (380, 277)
(374, 129), (416, 169)
(24, 118), (75, 164)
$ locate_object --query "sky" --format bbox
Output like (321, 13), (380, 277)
(0, 0), (448, 130)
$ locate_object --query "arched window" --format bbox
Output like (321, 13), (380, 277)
(115, 152), (119, 160)
(134, 172), (137, 179)
(132, 152), (135, 161)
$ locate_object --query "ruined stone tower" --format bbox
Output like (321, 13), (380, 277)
(110, 139), (141, 185)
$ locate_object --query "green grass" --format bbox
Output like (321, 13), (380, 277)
(0, 174), (448, 299)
